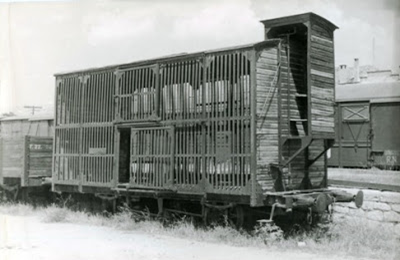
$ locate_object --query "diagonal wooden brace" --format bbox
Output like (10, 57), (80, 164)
(280, 136), (313, 168)
(307, 139), (334, 167)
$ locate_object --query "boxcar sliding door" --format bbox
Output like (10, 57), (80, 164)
(338, 103), (370, 167)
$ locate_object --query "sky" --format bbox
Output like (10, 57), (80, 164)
(0, 0), (399, 115)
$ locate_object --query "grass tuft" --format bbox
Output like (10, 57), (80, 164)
(0, 202), (35, 216)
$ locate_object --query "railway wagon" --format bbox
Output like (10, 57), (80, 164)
(53, 13), (362, 224)
(0, 116), (53, 200)
(328, 81), (400, 170)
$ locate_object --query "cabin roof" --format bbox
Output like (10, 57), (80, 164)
(260, 12), (338, 31)
(54, 40), (281, 77)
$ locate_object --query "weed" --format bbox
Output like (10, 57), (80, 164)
(253, 222), (284, 245)
(42, 204), (69, 223)
(0, 202), (35, 216)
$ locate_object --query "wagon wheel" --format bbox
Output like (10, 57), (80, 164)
(227, 205), (244, 228)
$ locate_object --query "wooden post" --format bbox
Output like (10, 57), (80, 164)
(249, 50), (258, 206)
(154, 64), (160, 118)
(201, 57), (207, 190)
(113, 126), (120, 188)
(78, 74), (89, 193)
(306, 21), (312, 136)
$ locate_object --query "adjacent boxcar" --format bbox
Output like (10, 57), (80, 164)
(0, 116), (53, 199)
(329, 81), (400, 169)
(53, 13), (361, 222)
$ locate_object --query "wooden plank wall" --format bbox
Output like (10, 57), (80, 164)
(0, 137), (24, 180)
(24, 137), (53, 186)
(310, 20), (335, 136)
(255, 47), (280, 192)
(255, 36), (309, 192)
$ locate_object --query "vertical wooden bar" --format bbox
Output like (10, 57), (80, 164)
(101, 73), (106, 122)
(114, 70), (121, 122)
(242, 53), (247, 187)
(306, 21), (312, 135)
(96, 74), (101, 123)
(192, 62), (197, 119)
(154, 64), (160, 118)
(202, 57), (207, 188)
(179, 63), (183, 119)
(113, 125), (118, 186)
(164, 65), (169, 120)
(249, 50), (258, 203)
(145, 68), (149, 118)
(233, 54), (239, 186)
(277, 43), (283, 166)
(105, 72), (109, 122)
(138, 69), (142, 119)
(184, 62), (188, 119)
(108, 72), (113, 122)
(188, 61), (193, 119)
(99, 73), (103, 123)
(65, 78), (70, 124)
(168, 65), (174, 120)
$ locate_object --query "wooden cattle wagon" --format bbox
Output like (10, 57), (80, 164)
(0, 116), (53, 199)
(53, 13), (361, 222)
(329, 81), (400, 169)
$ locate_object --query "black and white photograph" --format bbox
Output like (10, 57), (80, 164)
(0, 0), (399, 259)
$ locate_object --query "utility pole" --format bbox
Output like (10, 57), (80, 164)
(24, 105), (42, 115)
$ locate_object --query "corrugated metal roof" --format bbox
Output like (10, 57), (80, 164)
(336, 81), (400, 102)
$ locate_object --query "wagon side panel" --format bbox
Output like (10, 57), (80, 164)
(24, 136), (53, 187)
(255, 46), (280, 192)
(0, 137), (24, 184)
